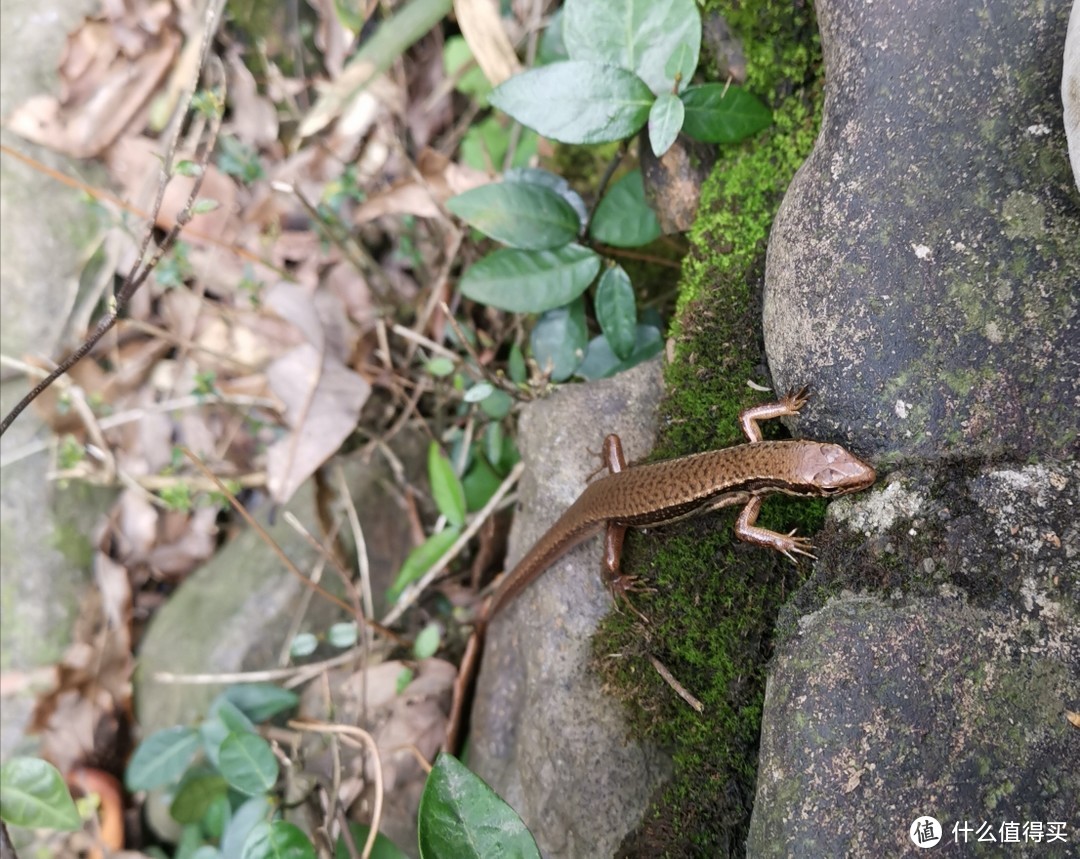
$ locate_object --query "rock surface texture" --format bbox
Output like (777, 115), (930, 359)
(754, 0), (1079, 855)
(469, 359), (671, 859)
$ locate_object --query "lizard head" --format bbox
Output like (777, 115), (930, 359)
(795, 443), (877, 495)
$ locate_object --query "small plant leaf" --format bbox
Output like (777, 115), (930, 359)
(417, 754), (540, 859)
(336, 821), (409, 858)
(221, 796), (273, 858)
(170, 773), (228, 824)
(504, 168), (588, 226)
(578, 324), (664, 380)
(290, 633), (318, 658)
(327, 622), (358, 648)
(388, 527), (461, 601)
(219, 733), (279, 796)
(463, 455), (503, 511)
(460, 244), (601, 313)
(530, 297), (588, 382)
(589, 170), (661, 248)
(413, 623), (442, 659)
(446, 183), (580, 250)
(125, 726), (201, 791)
(221, 684), (299, 723)
(463, 382), (494, 403)
(562, 0), (701, 94)
(242, 820), (317, 859)
(680, 84), (772, 143)
(428, 442), (467, 528)
(201, 698), (256, 768)
(0, 757), (81, 831)
(489, 61), (653, 144)
(594, 266), (638, 360)
(648, 92), (685, 157)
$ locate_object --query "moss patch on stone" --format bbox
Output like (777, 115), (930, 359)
(592, 1), (828, 854)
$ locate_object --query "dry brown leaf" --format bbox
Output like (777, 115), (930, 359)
(265, 343), (371, 502)
(6, 14), (180, 158)
(148, 507), (218, 577)
(454, 0), (522, 87)
(1068, 709), (1080, 729)
(106, 136), (239, 240)
(352, 147), (490, 223)
(225, 48), (280, 148)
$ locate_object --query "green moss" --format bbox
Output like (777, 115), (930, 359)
(593, 2), (827, 854)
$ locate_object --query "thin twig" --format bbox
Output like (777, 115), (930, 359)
(648, 653), (704, 713)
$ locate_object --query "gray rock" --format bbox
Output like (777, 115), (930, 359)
(1065, 2), (1080, 189)
(0, 0), (110, 760)
(749, 462), (1079, 855)
(763, 0), (1079, 464)
(134, 441), (422, 735)
(470, 359), (672, 859)
(753, 0), (1080, 853)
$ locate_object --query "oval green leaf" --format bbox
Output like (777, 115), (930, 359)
(170, 773), (228, 824)
(578, 324), (664, 380)
(219, 732), (279, 796)
(428, 441), (466, 528)
(413, 623), (441, 660)
(648, 92), (684, 157)
(418, 754), (540, 859)
(446, 183), (580, 250)
(459, 244), (601, 313)
(242, 820), (317, 859)
(221, 796), (273, 858)
(504, 168), (588, 226)
(289, 633), (318, 658)
(0, 757), (81, 831)
(589, 170), (661, 248)
(595, 266), (638, 360)
(327, 622), (358, 648)
(489, 61), (653, 144)
(679, 84), (772, 143)
(530, 297), (587, 382)
(125, 725), (201, 791)
(221, 684), (299, 723)
(388, 527), (461, 601)
(562, 0), (701, 94)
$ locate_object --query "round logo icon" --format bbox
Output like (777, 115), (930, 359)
(909, 816), (943, 848)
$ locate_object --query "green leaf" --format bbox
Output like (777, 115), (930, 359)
(680, 84), (772, 143)
(530, 297), (587, 382)
(460, 116), (537, 172)
(202, 792), (232, 840)
(479, 388), (513, 419)
(426, 356), (455, 377)
(221, 684), (299, 723)
(417, 754), (540, 859)
(0, 757), (81, 831)
(578, 324), (664, 380)
(201, 698), (256, 768)
(327, 622), (358, 648)
(219, 733), (279, 796)
(460, 244), (600, 313)
(489, 62), (653, 144)
(388, 527), (461, 601)
(290, 633), (318, 658)
(446, 183), (580, 250)
(443, 36), (492, 101)
(595, 266), (638, 360)
(508, 341), (527, 384)
(463, 455), (502, 511)
(463, 382), (494, 403)
(562, 0), (701, 94)
(537, 8), (568, 65)
(125, 726), (201, 791)
(648, 92), (684, 157)
(413, 623), (441, 659)
(191, 198), (220, 215)
(503, 168), (588, 226)
(221, 796), (273, 858)
(241, 820), (316, 859)
(170, 773), (228, 824)
(428, 442), (466, 528)
(336, 822), (409, 858)
(589, 170), (661, 248)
